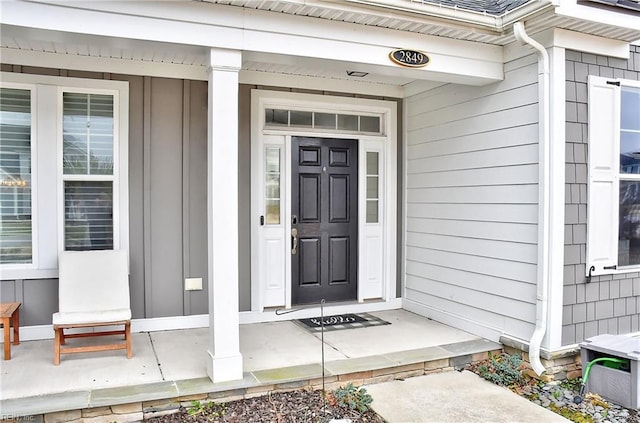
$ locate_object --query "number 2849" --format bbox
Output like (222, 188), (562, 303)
(389, 49), (429, 68)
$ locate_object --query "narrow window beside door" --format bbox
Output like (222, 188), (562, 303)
(366, 151), (379, 223)
(265, 147), (281, 225)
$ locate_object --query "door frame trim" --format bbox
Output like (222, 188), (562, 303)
(251, 89), (397, 312)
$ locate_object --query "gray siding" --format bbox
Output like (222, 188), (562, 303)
(403, 52), (540, 342)
(0, 66), (212, 323)
(562, 47), (640, 345)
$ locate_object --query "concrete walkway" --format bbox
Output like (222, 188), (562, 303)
(365, 370), (570, 423)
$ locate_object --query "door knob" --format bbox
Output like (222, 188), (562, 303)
(291, 228), (298, 255)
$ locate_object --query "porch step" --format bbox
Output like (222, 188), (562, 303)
(0, 338), (501, 418)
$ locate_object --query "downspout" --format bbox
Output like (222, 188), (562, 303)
(513, 21), (550, 376)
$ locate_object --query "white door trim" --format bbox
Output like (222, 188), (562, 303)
(251, 89), (397, 312)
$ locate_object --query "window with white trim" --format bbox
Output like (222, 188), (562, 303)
(587, 76), (640, 275)
(0, 87), (33, 264)
(0, 73), (128, 280)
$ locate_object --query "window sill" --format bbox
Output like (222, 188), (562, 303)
(1, 268), (58, 281)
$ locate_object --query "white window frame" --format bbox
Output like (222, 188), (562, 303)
(0, 72), (128, 280)
(587, 75), (640, 276)
(0, 82), (38, 271)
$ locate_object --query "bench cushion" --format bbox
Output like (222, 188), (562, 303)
(53, 309), (132, 326)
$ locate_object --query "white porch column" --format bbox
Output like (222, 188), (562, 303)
(206, 47), (243, 383)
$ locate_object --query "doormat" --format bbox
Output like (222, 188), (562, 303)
(296, 313), (390, 333)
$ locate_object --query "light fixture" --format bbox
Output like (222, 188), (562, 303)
(346, 70), (368, 77)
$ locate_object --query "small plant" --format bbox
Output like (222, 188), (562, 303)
(560, 377), (582, 391)
(549, 404), (593, 423)
(552, 389), (562, 400)
(186, 400), (226, 420)
(329, 383), (373, 413)
(477, 353), (523, 387)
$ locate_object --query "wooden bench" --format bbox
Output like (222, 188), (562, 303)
(1, 302), (21, 360)
(53, 250), (132, 365)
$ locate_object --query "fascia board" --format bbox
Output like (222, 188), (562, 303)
(555, 1), (640, 33)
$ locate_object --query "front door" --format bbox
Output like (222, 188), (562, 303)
(291, 137), (358, 305)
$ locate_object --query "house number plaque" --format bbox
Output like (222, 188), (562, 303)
(389, 49), (430, 68)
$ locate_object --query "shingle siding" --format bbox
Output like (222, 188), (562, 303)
(562, 46), (640, 346)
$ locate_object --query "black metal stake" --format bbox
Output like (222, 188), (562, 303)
(321, 299), (327, 419)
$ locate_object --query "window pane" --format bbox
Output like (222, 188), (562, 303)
(314, 113), (336, 129)
(366, 200), (379, 223)
(621, 86), (640, 131)
(0, 88), (32, 264)
(338, 114), (358, 131)
(265, 147), (280, 225)
(265, 109), (288, 126)
(63, 93), (114, 175)
(366, 152), (379, 175)
(265, 199), (280, 225)
(619, 181), (640, 266)
(290, 110), (312, 127)
(367, 176), (379, 198)
(266, 174), (280, 198)
(64, 181), (113, 250)
(360, 116), (381, 133)
(621, 131), (640, 174)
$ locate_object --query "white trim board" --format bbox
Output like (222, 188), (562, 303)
(250, 89), (398, 312)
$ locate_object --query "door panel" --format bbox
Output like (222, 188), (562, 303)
(329, 237), (349, 284)
(300, 238), (320, 285)
(329, 175), (349, 222)
(292, 137), (358, 305)
(300, 174), (320, 222)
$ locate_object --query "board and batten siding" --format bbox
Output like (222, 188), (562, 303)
(403, 53), (540, 342)
(0, 65), (226, 325)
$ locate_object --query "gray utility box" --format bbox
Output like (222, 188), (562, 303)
(580, 334), (640, 409)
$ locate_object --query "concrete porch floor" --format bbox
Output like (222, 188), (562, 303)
(0, 309), (501, 417)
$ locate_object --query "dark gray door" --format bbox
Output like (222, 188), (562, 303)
(291, 137), (358, 305)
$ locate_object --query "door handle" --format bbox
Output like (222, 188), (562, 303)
(291, 228), (298, 255)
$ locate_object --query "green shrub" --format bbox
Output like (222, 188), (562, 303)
(331, 383), (373, 413)
(477, 353), (523, 387)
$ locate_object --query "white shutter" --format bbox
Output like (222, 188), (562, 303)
(586, 76), (619, 276)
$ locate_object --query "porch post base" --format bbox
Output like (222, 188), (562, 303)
(206, 350), (243, 383)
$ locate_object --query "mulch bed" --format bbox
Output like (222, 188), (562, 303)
(146, 389), (386, 422)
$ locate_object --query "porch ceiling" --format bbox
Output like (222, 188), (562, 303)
(0, 24), (414, 87)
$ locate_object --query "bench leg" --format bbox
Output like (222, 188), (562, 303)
(2, 317), (10, 360)
(54, 327), (61, 366)
(13, 308), (19, 345)
(125, 321), (132, 359)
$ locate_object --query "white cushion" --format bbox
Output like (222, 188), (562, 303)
(57, 250), (130, 314)
(53, 309), (132, 326)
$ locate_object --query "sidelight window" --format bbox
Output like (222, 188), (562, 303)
(366, 151), (380, 223)
(265, 147), (281, 225)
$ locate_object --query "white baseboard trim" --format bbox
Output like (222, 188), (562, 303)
(402, 298), (503, 343)
(239, 298), (403, 324)
(3, 300), (403, 342)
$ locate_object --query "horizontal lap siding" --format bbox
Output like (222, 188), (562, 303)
(404, 54), (539, 342)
